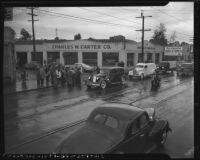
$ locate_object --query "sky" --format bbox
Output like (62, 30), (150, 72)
(4, 2), (194, 44)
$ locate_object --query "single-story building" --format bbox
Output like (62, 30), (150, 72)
(15, 36), (164, 68)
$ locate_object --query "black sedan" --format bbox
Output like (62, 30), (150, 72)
(55, 103), (171, 154)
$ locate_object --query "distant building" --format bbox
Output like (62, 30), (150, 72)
(14, 36), (164, 68)
(168, 41), (193, 61)
(4, 26), (16, 84)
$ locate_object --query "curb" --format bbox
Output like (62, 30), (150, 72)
(4, 85), (54, 95)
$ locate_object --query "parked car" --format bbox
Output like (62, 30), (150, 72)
(86, 67), (126, 89)
(128, 63), (156, 80)
(55, 103), (171, 154)
(74, 63), (96, 73)
(177, 62), (194, 76)
(156, 61), (173, 74)
(24, 61), (41, 70)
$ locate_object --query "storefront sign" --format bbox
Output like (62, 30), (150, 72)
(164, 47), (182, 56)
(137, 46), (155, 50)
(51, 44), (111, 50)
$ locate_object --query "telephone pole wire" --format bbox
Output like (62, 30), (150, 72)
(27, 7), (39, 56)
(136, 10), (152, 62)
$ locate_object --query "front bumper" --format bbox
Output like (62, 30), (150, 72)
(86, 81), (101, 87)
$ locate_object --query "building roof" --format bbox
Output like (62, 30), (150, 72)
(15, 37), (137, 45)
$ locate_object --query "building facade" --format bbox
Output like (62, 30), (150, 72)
(4, 26), (16, 84)
(15, 38), (164, 68)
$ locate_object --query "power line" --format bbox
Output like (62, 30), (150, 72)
(78, 7), (141, 27)
(121, 7), (193, 38)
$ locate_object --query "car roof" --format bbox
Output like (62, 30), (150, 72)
(89, 103), (144, 121)
(101, 66), (124, 70)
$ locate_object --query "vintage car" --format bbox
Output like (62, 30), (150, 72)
(86, 67), (126, 89)
(55, 103), (171, 154)
(74, 63), (96, 73)
(177, 62), (194, 76)
(156, 61), (173, 74)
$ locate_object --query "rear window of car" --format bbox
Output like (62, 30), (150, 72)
(93, 114), (119, 129)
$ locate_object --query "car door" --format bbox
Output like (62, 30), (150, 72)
(114, 116), (148, 153)
(109, 69), (117, 83)
(121, 113), (151, 153)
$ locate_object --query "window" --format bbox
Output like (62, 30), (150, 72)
(105, 116), (118, 129)
(82, 52), (97, 66)
(63, 52), (78, 65)
(127, 53), (134, 66)
(31, 52), (43, 65)
(147, 53), (153, 62)
(102, 52), (119, 66)
(139, 114), (148, 129)
(131, 121), (139, 134)
(93, 114), (107, 124)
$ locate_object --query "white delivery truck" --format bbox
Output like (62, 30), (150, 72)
(128, 63), (156, 80)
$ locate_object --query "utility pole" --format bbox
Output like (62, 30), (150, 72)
(136, 10), (152, 63)
(27, 7), (39, 56)
(56, 28), (58, 38)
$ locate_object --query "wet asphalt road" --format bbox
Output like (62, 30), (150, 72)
(3, 72), (194, 157)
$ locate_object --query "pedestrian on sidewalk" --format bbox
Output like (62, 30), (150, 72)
(96, 65), (100, 74)
(45, 65), (50, 86)
(21, 69), (27, 83)
(75, 67), (81, 86)
(39, 66), (45, 87)
(36, 67), (41, 88)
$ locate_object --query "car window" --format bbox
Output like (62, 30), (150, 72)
(105, 116), (118, 129)
(139, 114), (148, 129)
(131, 120), (139, 134)
(93, 114), (107, 124)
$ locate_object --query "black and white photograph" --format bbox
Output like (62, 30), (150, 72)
(3, 1), (195, 158)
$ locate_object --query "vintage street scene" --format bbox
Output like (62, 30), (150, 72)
(3, 2), (194, 158)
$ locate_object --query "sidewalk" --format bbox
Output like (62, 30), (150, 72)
(3, 70), (90, 95)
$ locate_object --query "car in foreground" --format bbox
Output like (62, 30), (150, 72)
(74, 63), (96, 73)
(128, 63), (156, 80)
(156, 61), (173, 74)
(85, 67), (126, 89)
(55, 103), (171, 154)
(177, 62), (194, 76)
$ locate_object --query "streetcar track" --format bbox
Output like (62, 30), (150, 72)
(5, 78), (190, 123)
(6, 78), (192, 151)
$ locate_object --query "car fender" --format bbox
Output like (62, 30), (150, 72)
(149, 119), (172, 137)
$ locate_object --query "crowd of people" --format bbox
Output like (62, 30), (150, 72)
(36, 63), (82, 88)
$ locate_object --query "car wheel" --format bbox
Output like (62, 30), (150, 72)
(100, 80), (107, 89)
(140, 74), (144, 80)
(157, 130), (168, 146)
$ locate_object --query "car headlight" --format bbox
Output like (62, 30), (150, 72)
(96, 77), (100, 81)
(88, 76), (91, 80)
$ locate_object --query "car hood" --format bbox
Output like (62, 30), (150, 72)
(56, 122), (123, 154)
(93, 73), (107, 77)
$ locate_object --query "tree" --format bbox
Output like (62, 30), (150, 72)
(74, 33), (81, 40)
(20, 28), (32, 40)
(150, 23), (167, 46)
